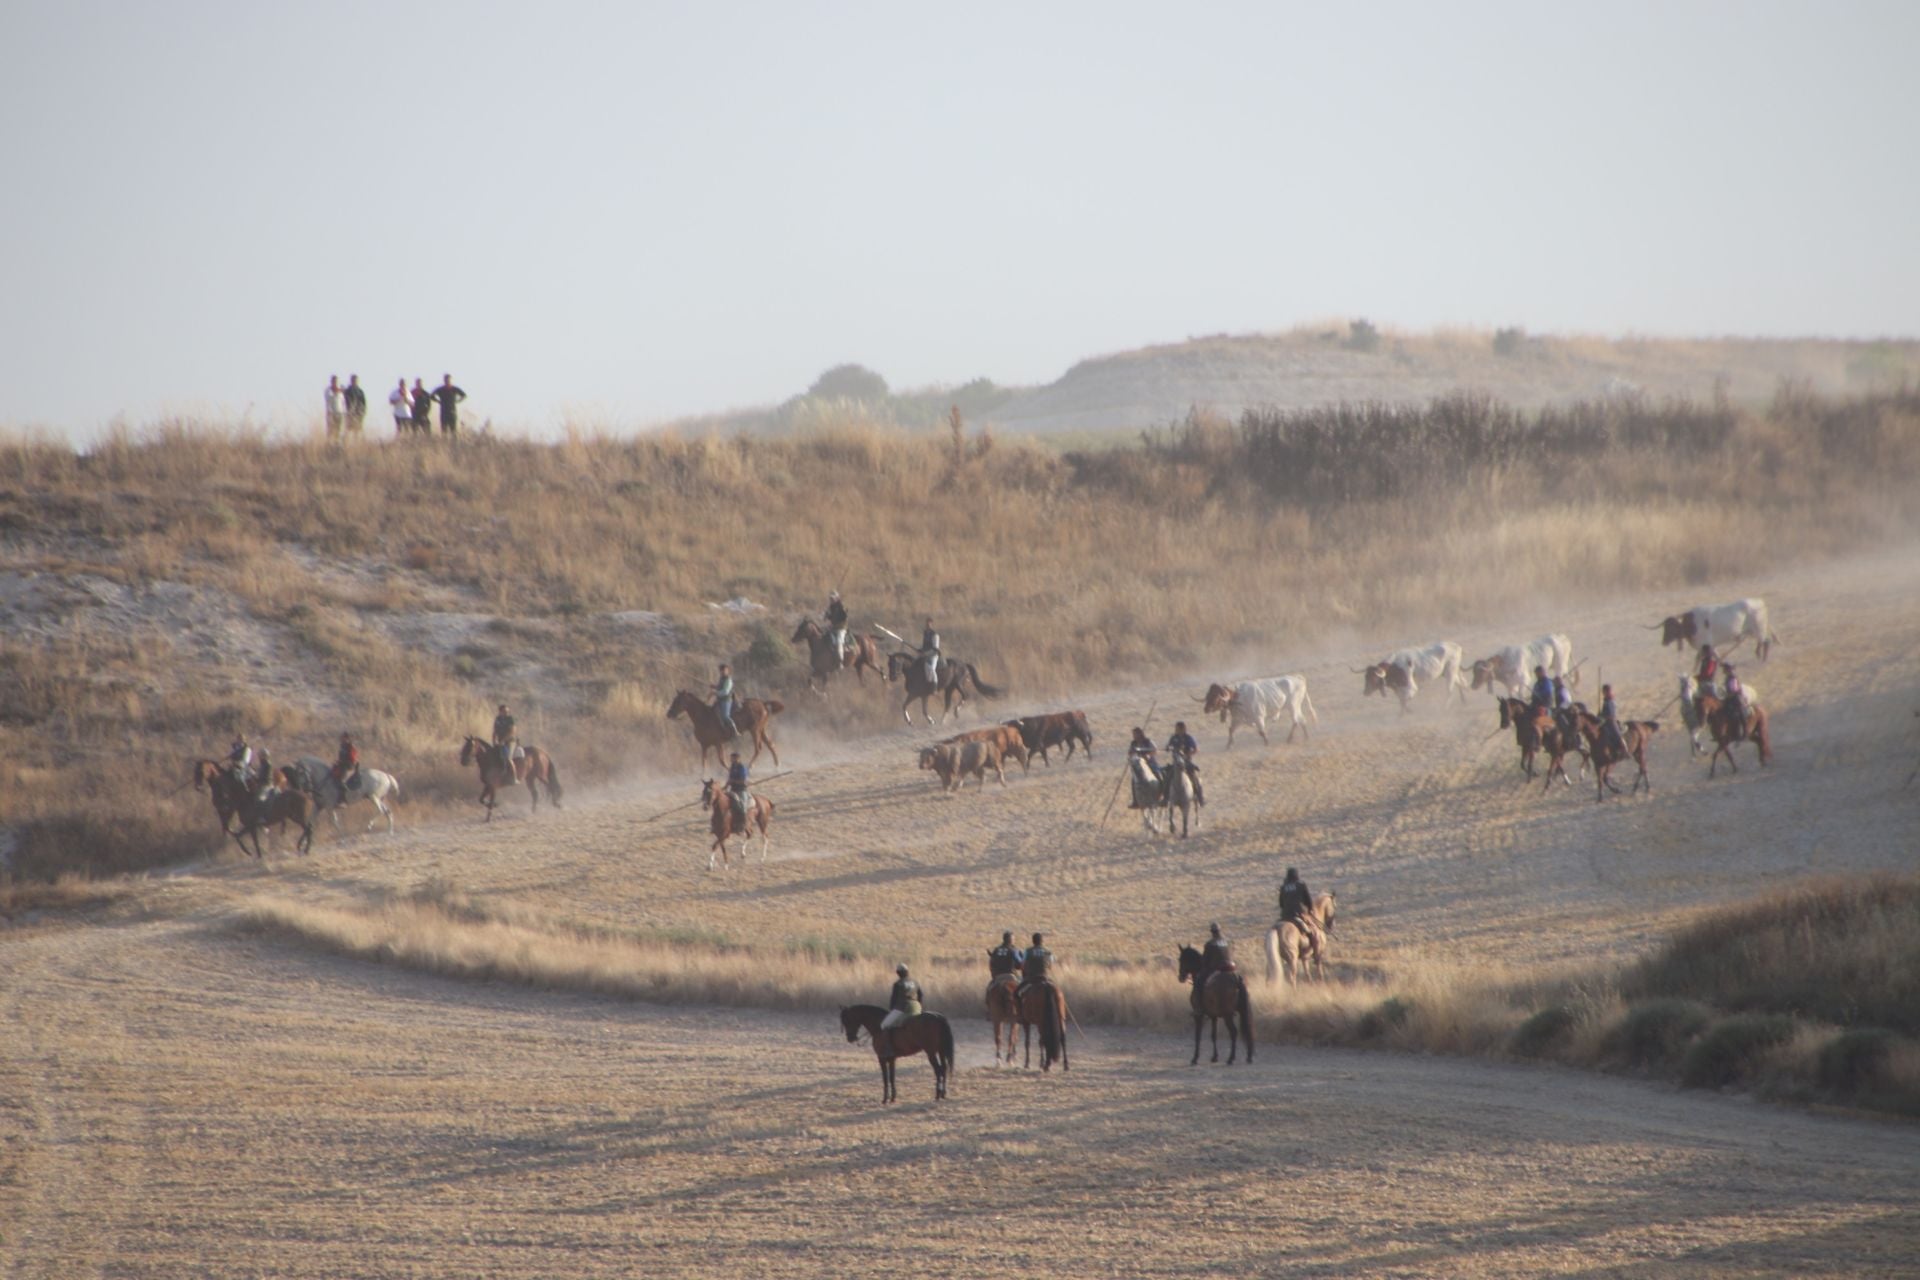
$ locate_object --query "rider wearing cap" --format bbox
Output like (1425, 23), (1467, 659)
(1278, 868), (1325, 950)
(881, 964), (923, 1031)
(1201, 922), (1234, 977)
(1165, 720), (1204, 806)
(332, 733), (361, 795)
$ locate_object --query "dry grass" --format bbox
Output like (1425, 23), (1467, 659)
(4, 388), (1918, 880)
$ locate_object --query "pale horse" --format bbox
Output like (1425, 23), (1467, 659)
(290, 756), (401, 833)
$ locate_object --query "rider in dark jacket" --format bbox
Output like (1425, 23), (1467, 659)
(1018, 932), (1053, 999)
(881, 965), (923, 1031)
(1279, 868), (1325, 949)
(825, 591), (850, 664)
(1598, 684), (1625, 756)
(1530, 666), (1555, 712)
(1165, 721), (1204, 806)
(726, 753), (750, 822)
(988, 931), (1024, 979)
(1202, 922), (1233, 975)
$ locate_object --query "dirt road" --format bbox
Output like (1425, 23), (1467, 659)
(1, 550), (1916, 1276)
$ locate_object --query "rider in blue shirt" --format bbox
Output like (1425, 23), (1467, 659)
(1165, 720), (1204, 806)
(1529, 666), (1555, 712)
(725, 752), (750, 820)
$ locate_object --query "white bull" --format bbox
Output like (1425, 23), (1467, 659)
(1201, 676), (1319, 746)
(1653, 598), (1778, 661)
(1471, 633), (1577, 696)
(1360, 641), (1467, 712)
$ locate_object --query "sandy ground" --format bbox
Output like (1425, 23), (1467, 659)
(2, 549), (1918, 1276)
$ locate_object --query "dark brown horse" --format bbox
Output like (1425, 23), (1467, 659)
(231, 775), (317, 857)
(666, 691), (782, 769)
(1695, 692), (1773, 778)
(884, 652), (1002, 727)
(1496, 697), (1588, 789)
(839, 1004), (956, 1104)
(1571, 711), (1661, 801)
(985, 974), (1022, 1066)
(1017, 980), (1070, 1072)
(1177, 945), (1253, 1065)
(699, 778), (773, 871)
(459, 736), (564, 821)
(192, 758), (249, 835)
(790, 619), (886, 693)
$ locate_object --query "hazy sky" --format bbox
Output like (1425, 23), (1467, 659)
(3, 1), (1916, 439)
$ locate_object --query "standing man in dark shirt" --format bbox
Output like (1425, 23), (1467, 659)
(343, 375), (368, 434)
(433, 374), (467, 437)
(411, 379), (433, 436)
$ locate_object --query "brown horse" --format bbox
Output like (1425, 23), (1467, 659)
(985, 974), (1022, 1066)
(884, 651), (1002, 727)
(790, 619), (886, 693)
(1496, 697), (1588, 789)
(839, 1004), (956, 1104)
(1571, 711), (1661, 801)
(192, 758), (249, 835)
(1018, 980), (1070, 1072)
(459, 736), (564, 821)
(1695, 692), (1773, 778)
(231, 775), (317, 857)
(699, 778), (773, 871)
(666, 691), (782, 769)
(1177, 945), (1253, 1065)
(1264, 891), (1337, 985)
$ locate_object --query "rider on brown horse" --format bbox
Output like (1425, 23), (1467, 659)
(825, 591), (850, 665)
(725, 752), (750, 824)
(1278, 868), (1324, 951)
(1199, 922), (1234, 997)
(988, 931), (1023, 980)
(1598, 684), (1626, 757)
(712, 664), (738, 738)
(881, 965), (924, 1033)
(491, 703), (522, 776)
(1017, 932), (1053, 1001)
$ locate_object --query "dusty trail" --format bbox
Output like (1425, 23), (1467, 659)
(1, 548), (1917, 1275)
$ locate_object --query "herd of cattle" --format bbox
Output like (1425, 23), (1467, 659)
(908, 596), (1782, 801)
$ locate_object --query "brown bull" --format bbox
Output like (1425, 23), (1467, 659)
(1007, 710), (1094, 765)
(917, 739), (1005, 792)
(941, 722), (1029, 771)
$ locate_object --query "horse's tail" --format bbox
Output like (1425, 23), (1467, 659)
(543, 756), (563, 805)
(964, 663), (1003, 698)
(1300, 688), (1320, 726)
(1264, 927), (1281, 983)
(939, 1015), (957, 1091)
(1237, 977), (1254, 1058)
(1755, 712), (1773, 765)
(763, 699), (786, 717)
(1041, 985), (1063, 1065)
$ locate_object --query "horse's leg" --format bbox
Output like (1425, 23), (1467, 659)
(1191, 1012), (1203, 1066)
(1023, 1017), (1032, 1070)
(1210, 1015), (1221, 1063)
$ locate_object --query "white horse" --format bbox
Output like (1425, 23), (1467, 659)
(291, 757), (401, 833)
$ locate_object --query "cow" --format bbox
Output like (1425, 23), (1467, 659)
(1006, 711), (1094, 766)
(1200, 677), (1318, 747)
(1470, 633), (1578, 697)
(917, 740), (1005, 792)
(941, 723), (1030, 771)
(1650, 598), (1778, 661)
(1358, 641), (1467, 712)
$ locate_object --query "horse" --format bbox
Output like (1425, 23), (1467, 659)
(884, 652), (1002, 727)
(985, 974), (1022, 1066)
(1265, 891), (1337, 985)
(1176, 945), (1253, 1065)
(790, 619), (886, 693)
(192, 758), (250, 835)
(459, 736), (563, 821)
(230, 777), (317, 858)
(838, 1004), (956, 1104)
(1017, 980), (1070, 1072)
(1571, 712), (1660, 802)
(286, 757), (401, 834)
(699, 778), (773, 871)
(1163, 762), (1199, 838)
(1694, 691), (1773, 778)
(1495, 698), (1588, 789)
(666, 691), (782, 769)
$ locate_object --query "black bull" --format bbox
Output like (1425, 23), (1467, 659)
(1007, 710), (1093, 764)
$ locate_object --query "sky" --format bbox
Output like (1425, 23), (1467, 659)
(2, 0), (1916, 440)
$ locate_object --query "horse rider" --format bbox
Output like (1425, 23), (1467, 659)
(1722, 663), (1747, 739)
(825, 590), (851, 665)
(1598, 683), (1626, 757)
(1530, 666), (1555, 718)
(1128, 727), (1162, 798)
(1693, 644), (1720, 724)
(712, 663), (738, 738)
(332, 733), (361, 795)
(918, 617), (941, 685)
(491, 703), (521, 770)
(1552, 675), (1578, 740)
(988, 930), (1024, 981)
(880, 964), (924, 1033)
(251, 739), (274, 801)
(1278, 867), (1325, 951)
(1201, 922), (1234, 979)
(725, 751), (751, 824)
(1165, 720), (1204, 807)
(1017, 932), (1053, 1001)
(226, 735), (254, 789)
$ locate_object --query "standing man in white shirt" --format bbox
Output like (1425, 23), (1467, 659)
(389, 378), (413, 435)
(324, 375), (343, 438)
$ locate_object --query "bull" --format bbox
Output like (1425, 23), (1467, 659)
(1357, 641), (1466, 712)
(1200, 677), (1317, 746)
(1005, 711), (1094, 766)
(1649, 598), (1777, 661)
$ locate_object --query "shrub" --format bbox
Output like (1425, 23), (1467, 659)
(742, 625), (794, 676)
(1816, 1028), (1899, 1096)
(1492, 326), (1527, 357)
(1680, 1014), (1795, 1089)
(1508, 1004), (1578, 1058)
(1357, 995), (1414, 1040)
(806, 363), (889, 403)
(1345, 318), (1381, 353)
(1601, 998), (1712, 1069)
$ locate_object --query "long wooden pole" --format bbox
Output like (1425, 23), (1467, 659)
(1100, 696), (1158, 828)
(638, 770), (794, 824)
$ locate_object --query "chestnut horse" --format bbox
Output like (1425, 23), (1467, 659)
(985, 975), (1022, 1066)
(1177, 945), (1253, 1065)
(1694, 692), (1773, 778)
(1496, 697), (1588, 789)
(1571, 711), (1661, 801)
(839, 1004), (956, 1104)
(459, 736), (563, 821)
(699, 778), (773, 870)
(1264, 891), (1337, 985)
(666, 691), (782, 769)
(1018, 980), (1070, 1072)
(790, 619), (885, 693)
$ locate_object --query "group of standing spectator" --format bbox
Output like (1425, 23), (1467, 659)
(325, 374), (466, 439)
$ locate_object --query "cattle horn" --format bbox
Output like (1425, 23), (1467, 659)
(1190, 694), (1209, 704)
(1641, 622), (1665, 630)
(1349, 666), (1369, 674)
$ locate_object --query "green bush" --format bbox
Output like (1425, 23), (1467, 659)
(1357, 995), (1414, 1041)
(1816, 1028), (1898, 1095)
(1680, 1014), (1795, 1089)
(742, 625), (794, 676)
(1601, 998), (1712, 1068)
(1508, 1005), (1578, 1058)
(1493, 326), (1527, 357)
(1345, 318), (1381, 353)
